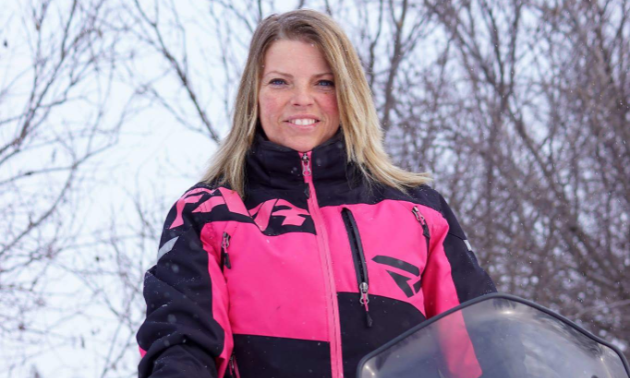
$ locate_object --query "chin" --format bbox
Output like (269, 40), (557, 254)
(271, 131), (333, 152)
(288, 142), (318, 153)
(286, 136), (325, 151)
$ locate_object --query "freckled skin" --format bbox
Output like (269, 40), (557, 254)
(258, 40), (340, 152)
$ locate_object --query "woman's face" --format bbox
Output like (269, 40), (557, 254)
(258, 39), (340, 152)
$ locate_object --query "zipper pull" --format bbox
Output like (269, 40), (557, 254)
(301, 153), (312, 176)
(412, 206), (431, 239)
(359, 282), (373, 328)
(221, 232), (232, 269)
(413, 206), (431, 254)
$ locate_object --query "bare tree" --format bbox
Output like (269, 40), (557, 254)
(373, 0), (630, 354)
(0, 0), (133, 374)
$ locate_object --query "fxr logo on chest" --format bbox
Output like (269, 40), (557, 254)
(169, 187), (310, 234)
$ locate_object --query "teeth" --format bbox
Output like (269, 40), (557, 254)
(290, 118), (317, 126)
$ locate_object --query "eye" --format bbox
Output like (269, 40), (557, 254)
(317, 80), (335, 87)
(269, 78), (287, 86)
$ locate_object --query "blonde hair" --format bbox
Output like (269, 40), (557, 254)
(202, 9), (431, 196)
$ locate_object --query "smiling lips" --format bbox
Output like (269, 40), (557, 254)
(285, 116), (321, 126)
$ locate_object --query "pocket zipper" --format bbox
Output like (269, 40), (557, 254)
(221, 232), (231, 269)
(341, 208), (373, 328)
(412, 206), (431, 253)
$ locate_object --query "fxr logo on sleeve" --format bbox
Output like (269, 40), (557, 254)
(169, 187), (250, 229)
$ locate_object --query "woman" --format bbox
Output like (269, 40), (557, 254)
(137, 9), (496, 378)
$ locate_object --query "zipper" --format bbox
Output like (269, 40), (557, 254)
(412, 206), (431, 253)
(302, 154), (311, 198)
(300, 152), (344, 378)
(221, 232), (231, 269)
(341, 208), (373, 328)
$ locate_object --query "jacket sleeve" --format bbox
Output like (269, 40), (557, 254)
(421, 193), (497, 378)
(423, 193), (496, 317)
(136, 189), (232, 378)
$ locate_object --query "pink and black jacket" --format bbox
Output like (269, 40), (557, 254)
(137, 131), (496, 378)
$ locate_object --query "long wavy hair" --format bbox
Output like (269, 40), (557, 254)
(201, 9), (431, 196)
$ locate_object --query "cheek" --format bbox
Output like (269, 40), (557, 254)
(259, 94), (280, 121)
(320, 94), (339, 120)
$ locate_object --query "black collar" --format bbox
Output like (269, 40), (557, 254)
(245, 129), (361, 191)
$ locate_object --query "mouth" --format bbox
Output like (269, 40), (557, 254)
(284, 117), (321, 126)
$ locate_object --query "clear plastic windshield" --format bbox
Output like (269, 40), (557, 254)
(357, 296), (628, 378)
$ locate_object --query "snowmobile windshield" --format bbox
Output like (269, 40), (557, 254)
(357, 294), (629, 378)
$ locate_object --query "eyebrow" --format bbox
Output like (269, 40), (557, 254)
(263, 70), (333, 79)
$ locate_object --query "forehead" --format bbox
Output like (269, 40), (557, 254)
(262, 39), (331, 74)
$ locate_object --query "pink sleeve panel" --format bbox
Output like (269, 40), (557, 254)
(422, 213), (482, 378)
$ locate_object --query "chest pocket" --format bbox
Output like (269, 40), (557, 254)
(339, 203), (431, 317)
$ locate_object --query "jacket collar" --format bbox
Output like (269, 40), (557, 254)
(245, 129), (359, 191)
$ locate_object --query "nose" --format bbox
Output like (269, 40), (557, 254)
(290, 84), (314, 107)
